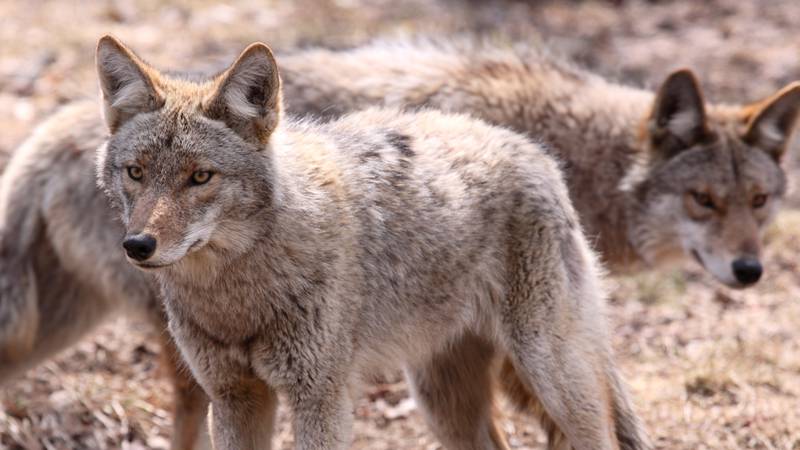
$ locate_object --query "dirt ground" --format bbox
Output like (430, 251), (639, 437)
(1, 0), (800, 449)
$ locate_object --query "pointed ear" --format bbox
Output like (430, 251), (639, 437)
(95, 35), (163, 132)
(204, 43), (282, 145)
(743, 82), (800, 162)
(648, 69), (711, 159)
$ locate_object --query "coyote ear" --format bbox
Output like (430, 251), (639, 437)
(648, 69), (711, 159)
(96, 35), (163, 132)
(743, 82), (800, 162)
(205, 43), (282, 145)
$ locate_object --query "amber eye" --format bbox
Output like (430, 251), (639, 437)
(752, 193), (768, 209)
(190, 170), (213, 185)
(691, 190), (715, 210)
(127, 166), (143, 181)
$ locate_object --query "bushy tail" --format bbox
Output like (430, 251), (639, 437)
(0, 258), (39, 368)
(0, 134), (45, 377)
(499, 358), (651, 450)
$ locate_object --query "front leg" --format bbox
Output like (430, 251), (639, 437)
(208, 378), (278, 450)
(289, 382), (353, 450)
(157, 329), (211, 450)
(168, 319), (278, 450)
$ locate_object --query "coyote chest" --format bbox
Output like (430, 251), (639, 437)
(161, 277), (270, 346)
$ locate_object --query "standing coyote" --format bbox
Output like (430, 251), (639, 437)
(3, 37), (797, 448)
(95, 35), (646, 450)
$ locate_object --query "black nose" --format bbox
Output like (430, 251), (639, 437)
(732, 257), (762, 285)
(122, 234), (157, 261)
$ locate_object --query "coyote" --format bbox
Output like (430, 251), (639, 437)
(279, 39), (800, 288)
(95, 36), (646, 450)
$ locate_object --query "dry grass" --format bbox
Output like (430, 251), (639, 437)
(2, 1), (800, 449)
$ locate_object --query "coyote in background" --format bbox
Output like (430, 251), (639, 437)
(95, 35), (647, 449)
(2, 37), (797, 448)
(279, 39), (800, 288)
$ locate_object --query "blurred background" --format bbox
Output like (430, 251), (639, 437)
(1, 0), (800, 448)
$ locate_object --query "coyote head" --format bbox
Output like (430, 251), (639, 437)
(629, 69), (800, 288)
(95, 36), (281, 271)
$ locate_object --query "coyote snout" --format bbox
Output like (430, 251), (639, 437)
(679, 199), (768, 288)
(690, 247), (763, 288)
(119, 200), (220, 270)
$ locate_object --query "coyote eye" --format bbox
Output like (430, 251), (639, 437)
(127, 166), (143, 181)
(691, 191), (715, 210)
(190, 170), (213, 186)
(752, 193), (768, 209)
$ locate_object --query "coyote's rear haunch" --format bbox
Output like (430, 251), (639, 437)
(96, 36), (648, 450)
